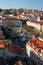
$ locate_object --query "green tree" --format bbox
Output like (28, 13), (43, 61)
(4, 10), (12, 14)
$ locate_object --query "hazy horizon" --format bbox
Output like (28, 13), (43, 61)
(0, 0), (43, 11)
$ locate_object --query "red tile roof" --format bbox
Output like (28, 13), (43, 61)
(0, 43), (5, 48)
(0, 42), (25, 56)
(5, 43), (25, 55)
(36, 40), (43, 48)
(29, 39), (43, 49)
(0, 41), (25, 56)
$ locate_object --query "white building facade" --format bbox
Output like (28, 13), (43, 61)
(26, 40), (43, 65)
(26, 20), (43, 32)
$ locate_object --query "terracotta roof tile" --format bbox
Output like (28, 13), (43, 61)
(5, 43), (25, 56)
(29, 40), (43, 48)
(0, 43), (5, 48)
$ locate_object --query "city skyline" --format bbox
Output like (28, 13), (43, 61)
(0, 0), (43, 10)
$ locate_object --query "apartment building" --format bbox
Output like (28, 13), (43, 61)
(26, 16), (43, 32)
(26, 38), (43, 65)
(0, 17), (22, 33)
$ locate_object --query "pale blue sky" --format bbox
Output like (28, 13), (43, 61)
(0, 0), (43, 10)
